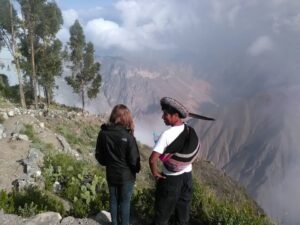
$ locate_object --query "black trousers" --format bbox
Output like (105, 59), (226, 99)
(153, 172), (193, 225)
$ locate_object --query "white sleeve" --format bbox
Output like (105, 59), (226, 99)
(153, 131), (168, 154)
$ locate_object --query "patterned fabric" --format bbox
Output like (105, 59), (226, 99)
(159, 125), (200, 172)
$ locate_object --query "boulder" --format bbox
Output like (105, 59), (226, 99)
(95, 210), (111, 225)
(23, 212), (62, 225)
(1, 112), (8, 120)
(7, 111), (14, 117)
(17, 134), (29, 141)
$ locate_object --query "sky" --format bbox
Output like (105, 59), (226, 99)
(53, 0), (300, 67)
(2, 0), (300, 83)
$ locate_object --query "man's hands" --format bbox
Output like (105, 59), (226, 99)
(149, 151), (166, 180)
(153, 171), (166, 180)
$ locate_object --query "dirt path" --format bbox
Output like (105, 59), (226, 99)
(0, 114), (62, 191)
(0, 139), (29, 191)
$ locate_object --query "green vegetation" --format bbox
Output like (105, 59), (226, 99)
(190, 181), (273, 225)
(43, 153), (109, 217)
(0, 80), (21, 106)
(54, 121), (99, 154)
(0, 187), (65, 217)
(0, 113), (4, 123)
(20, 123), (55, 152)
(131, 180), (273, 225)
(0, 95), (274, 224)
(0, 150), (275, 224)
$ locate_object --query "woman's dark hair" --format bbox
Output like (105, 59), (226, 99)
(109, 104), (134, 133)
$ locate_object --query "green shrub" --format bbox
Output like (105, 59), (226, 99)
(0, 114), (5, 123)
(56, 124), (81, 146)
(132, 188), (155, 223)
(0, 190), (14, 213)
(0, 187), (65, 217)
(20, 124), (55, 152)
(55, 123), (99, 154)
(43, 153), (109, 217)
(130, 180), (274, 225)
(190, 180), (274, 225)
(12, 186), (65, 217)
(18, 202), (39, 217)
(21, 124), (35, 140)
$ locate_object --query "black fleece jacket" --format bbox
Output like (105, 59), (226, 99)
(95, 123), (141, 184)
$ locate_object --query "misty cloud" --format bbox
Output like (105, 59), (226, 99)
(86, 18), (139, 51)
(62, 9), (79, 27)
(54, 0), (300, 66)
(247, 36), (274, 56)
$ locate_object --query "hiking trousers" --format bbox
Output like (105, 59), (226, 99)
(108, 181), (134, 225)
(153, 172), (193, 225)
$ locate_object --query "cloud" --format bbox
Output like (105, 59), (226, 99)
(62, 9), (79, 27)
(85, 18), (138, 50)
(56, 27), (70, 43)
(56, 9), (79, 43)
(247, 36), (274, 56)
(55, 0), (300, 66)
(84, 0), (195, 52)
(210, 0), (243, 26)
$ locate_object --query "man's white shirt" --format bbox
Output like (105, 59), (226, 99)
(153, 124), (192, 176)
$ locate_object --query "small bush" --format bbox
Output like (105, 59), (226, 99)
(130, 180), (274, 225)
(21, 124), (55, 152)
(0, 187), (65, 217)
(132, 188), (155, 223)
(43, 153), (109, 217)
(0, 190), (14, 214)
(0, 114), (5, 123)
(55, 123), (98, 154)
(190, 180), (274, 225)
(12, 186), (65, 217)
(21, 124), (35, 140)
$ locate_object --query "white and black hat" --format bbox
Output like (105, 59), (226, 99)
(160, 97), (215, 121)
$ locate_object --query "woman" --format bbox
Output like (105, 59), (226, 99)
(95, 104), (141, 225)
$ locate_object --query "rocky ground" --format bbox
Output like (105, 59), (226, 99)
(0, 210), (111, 225)
(0, 106), (111, 225)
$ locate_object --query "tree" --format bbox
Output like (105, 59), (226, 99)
(18, 0), (63, 108)
(35, 1), (63, 107)
(0, 0), (26, 108)
(18, 0), (41, 108)
(65, 20), (101, 113)
(36, 39), (62, 107)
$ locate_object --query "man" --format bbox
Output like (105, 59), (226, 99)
(149, 97), (204, 225)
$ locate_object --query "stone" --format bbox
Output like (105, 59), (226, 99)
(53, 181), (62, 193)
(60, 216), (80, 225)
(56, 134), (72, 153)
(1, 112), (8, 120)
(95, 210), (112, 224)
(17, 134), (29, 141)
(12, 178), (35, 191)
(7, 111), (14, 117)
(14, 108), (21, 115)
(23, 212), (62, 225)
(39, 122), (45, 129)
(0, 209), (24, 224)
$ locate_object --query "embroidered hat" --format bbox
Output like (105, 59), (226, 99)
(160, 97), (215, 121)
(160, 97), (189, 118)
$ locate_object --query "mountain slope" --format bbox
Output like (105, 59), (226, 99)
(191, 85), (300, 223)
(0, 98), (272, 224)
